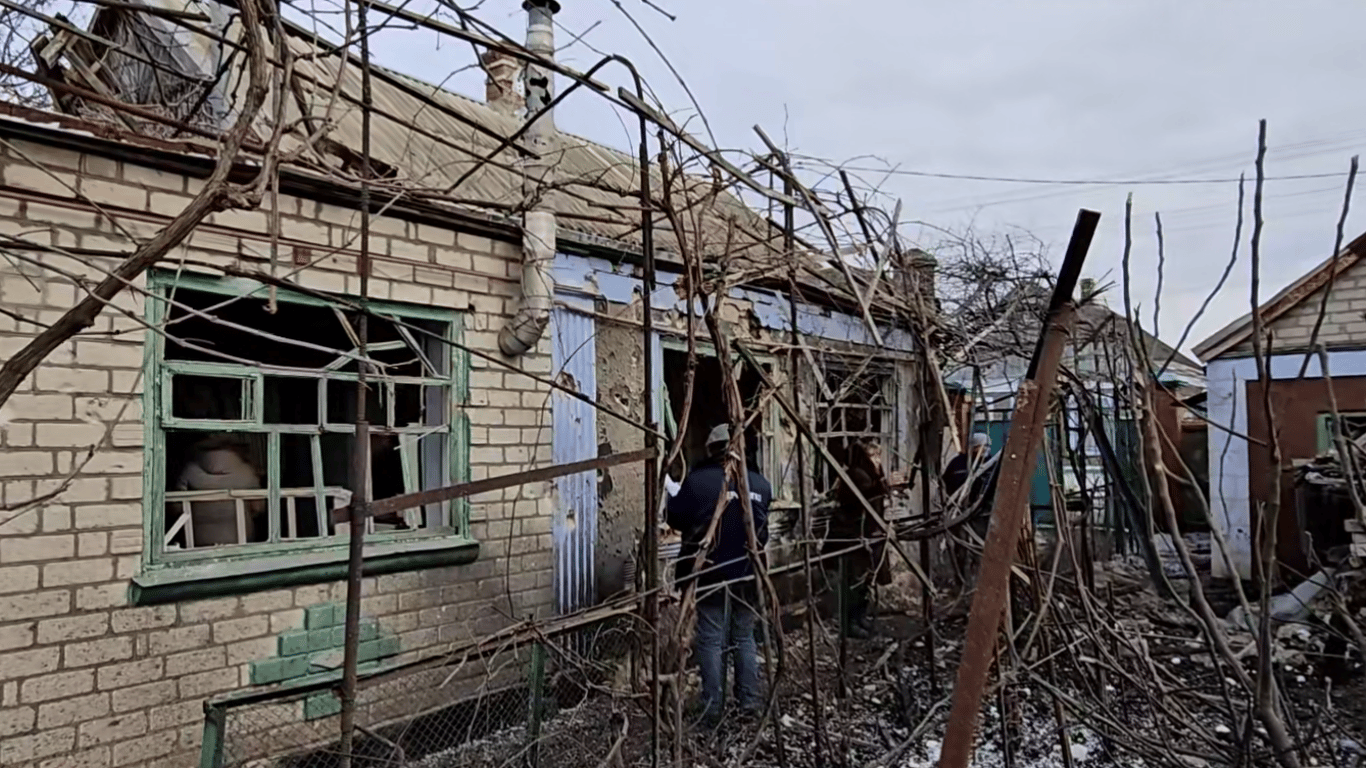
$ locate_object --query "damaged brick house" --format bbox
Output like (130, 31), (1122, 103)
(1196, 230), (1366, 582)
(0, 1), (930, 766)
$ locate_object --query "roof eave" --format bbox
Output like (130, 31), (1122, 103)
(1195, 229), (1366, 361)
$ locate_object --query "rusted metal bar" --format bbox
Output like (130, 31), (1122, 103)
(937, 208), (1098, 768)
(635, 68), (661, 768)
(337, 0), (375, 762)
(335, 449), (658, 522)
(757, 128), (881, 346)
(917, 435), (938, 697)
(784, 157), (826, 767)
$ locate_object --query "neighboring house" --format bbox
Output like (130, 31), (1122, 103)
(1195, 231), (1366, 581)
(0, 1), (930, 766)
(945, 278), (1205, 529)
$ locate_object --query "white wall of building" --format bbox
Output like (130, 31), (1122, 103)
(1205, 349), (1366, 579)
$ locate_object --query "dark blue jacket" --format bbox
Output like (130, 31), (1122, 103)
(666, 456), (771, 595)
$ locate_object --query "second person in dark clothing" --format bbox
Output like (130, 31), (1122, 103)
(667, 423), (772, 727)
(944, 431), (997, 520)
(943, 431), (999, 582)
(826, 439), (893, 639)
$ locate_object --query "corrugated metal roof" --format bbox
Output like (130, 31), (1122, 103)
(256, 18), (780, 262)
(70, 0), (783, 263)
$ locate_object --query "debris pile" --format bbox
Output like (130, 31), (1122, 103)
(390, 549), (1365, 768)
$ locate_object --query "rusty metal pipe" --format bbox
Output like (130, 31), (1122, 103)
(938, 209), (1098, 768)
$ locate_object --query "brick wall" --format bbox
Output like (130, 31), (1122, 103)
(0, 136), (553, 768)
(1226, 257), (1366, 357)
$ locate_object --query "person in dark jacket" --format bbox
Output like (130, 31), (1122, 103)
(825, 439), (893, 638)
(944, 432), (999, 580)
(667, 423), (772, 726)
(944, 431), (996, 515)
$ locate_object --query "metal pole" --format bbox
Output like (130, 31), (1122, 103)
(836, 555), (848, 699)
(337, 0), (373, 763)
(527, 642), (546, 767)
(198, 705), (226, 768)
(784, 158), (825, 767)
(938, 209), (1099, 768)
(918, 435), (938, 697)
(635, 75), (660, 768)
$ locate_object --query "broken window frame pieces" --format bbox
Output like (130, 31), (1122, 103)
(813, 353), (897, 494)
(144, 270), (470, 571)
(1317, 410), (1366, 455)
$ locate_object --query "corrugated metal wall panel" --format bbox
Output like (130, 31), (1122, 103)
(551, 306), (599, 614)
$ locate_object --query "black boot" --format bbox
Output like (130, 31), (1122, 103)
(845, 615), (871, 639)
(845, 590), (873, 639)
(856, 611), (875, 633)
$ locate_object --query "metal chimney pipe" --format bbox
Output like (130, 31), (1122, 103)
(498, 0), (561, 357)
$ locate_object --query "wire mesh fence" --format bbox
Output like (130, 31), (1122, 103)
(196, 553), (931, 768)
(190, 522), (1359, 768)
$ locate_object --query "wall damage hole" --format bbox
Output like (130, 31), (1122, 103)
(597, 440), (615, 496)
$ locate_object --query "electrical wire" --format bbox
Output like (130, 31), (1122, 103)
(823, 165), (1348, 187)
(792, 128), (1366, 217)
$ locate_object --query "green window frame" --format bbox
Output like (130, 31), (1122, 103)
(1316, 411), (1366, 455)
(135, 271), (473, 601)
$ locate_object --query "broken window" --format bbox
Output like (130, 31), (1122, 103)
(814, 357), (896, 495)
(146, 272), (467, 567)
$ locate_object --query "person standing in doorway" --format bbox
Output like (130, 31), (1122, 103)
(828, 439), (893, 639)
(668, 423), (772, 727)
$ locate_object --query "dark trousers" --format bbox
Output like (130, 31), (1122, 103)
(839, 552), (877, 629)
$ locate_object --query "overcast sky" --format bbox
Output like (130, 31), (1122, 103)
(338, 0), (1366, 356)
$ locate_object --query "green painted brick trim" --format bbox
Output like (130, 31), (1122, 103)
(278, 631), (309, 658)
(282, 655), (311, 679)
(305, 604), (342, 630)
(307, 628), (336, 653)
(304, 693), (342, 720)
(250, 606), (401, 688)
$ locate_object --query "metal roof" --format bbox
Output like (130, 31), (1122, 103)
(53, 0), (907, 317)
(225, 11), (779, 263)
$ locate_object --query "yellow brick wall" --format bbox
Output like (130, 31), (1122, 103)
(1225, 257), (1366, 358)
(0, 137), (554, 768)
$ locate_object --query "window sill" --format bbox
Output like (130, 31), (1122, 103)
(130, 536), (480, 606)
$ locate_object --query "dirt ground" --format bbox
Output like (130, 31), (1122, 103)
(329, 556), (1366, 768)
